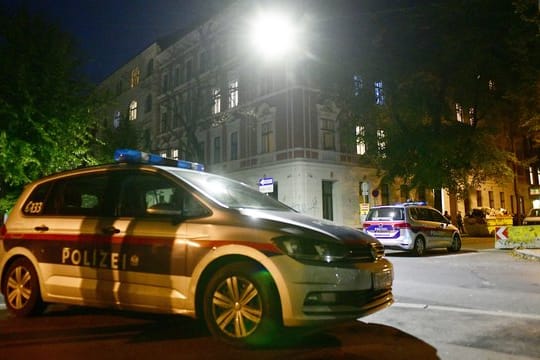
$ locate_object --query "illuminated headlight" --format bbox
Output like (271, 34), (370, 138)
(272, 236), (347, 263)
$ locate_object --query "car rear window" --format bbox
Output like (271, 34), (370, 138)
(366, 207), (404, 221)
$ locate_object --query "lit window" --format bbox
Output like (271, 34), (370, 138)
(353, 75), (363, 96)
(228, 79), (239, 108)
(129, 101), (137, 121)
(355, 125), (366, 155)
(172, 149), (179, 160)
(377, 129), (386, 156)
(456, 103), (464, 123)
(212, 88), (221, 114)
(131, 67), (140, 88)
(375, 81), (384, 105)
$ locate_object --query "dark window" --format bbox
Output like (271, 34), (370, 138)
(322, 180), (334, 221)
(230, 131), (238, 160)
(116, 172), (209, 218)
(43, 175), (109, 216)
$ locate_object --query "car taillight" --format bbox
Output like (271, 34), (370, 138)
(393, 222), (411, 229)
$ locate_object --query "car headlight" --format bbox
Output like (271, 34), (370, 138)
(272, 236), (347, 263)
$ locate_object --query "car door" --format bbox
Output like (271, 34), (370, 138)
(94, 170), (191, 311)
(16, 173), (111, 303)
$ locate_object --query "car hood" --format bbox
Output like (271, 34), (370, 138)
(239, 208), (377, 245)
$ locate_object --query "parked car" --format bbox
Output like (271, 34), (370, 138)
(362, 202), (461, 256)
(0, 149), (393, 346)
(522, 208), (540, 225)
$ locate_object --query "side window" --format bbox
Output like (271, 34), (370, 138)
(408, 207), (418, 220)
(22, 183), (52, 216)
(43, 175), (109, 216)
(416, 208), (430, 221)
(430, 209), (447, 223)
(116, 172), (209, 218)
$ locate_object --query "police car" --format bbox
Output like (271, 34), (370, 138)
(0, 149), (393, 346)
(362, 202), (461, 256)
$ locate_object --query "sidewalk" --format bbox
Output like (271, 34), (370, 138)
(461, 235), (540, 261)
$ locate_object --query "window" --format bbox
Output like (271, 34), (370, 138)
(131, 67), (140, 88)
(200, 50), (209, 73)
(113, 111), (121, 128)
(500, 192), (505, 210)
(355, 125), (366, 155)
(43, 175), (109, 216)
(117, 173), (208, 218)
(115, 81), (123, 96)
(488, 191), (494, 209)
(321, 118), (335, 150)
(174, 66), (181, 87)
(230, 131), (238, 160)
(145, 94), (152, 113)
(400, 184), (409, 202)
(228, 79), (239, 108)
(375, 81), (384, 105)
(213, 136), (221, 163)
(322, 181), (334, 221)
(129, 101), (137, 121)
(185, 59), (193, 81)
(171, 149), (179, 160)
(377, 129), (386, 156)
(212, 88), (221, 114)
(476, 190), (483, 207)
(146, 59), (154, 76)
(160, 111), (168, 133)
(161, 74), (169, 93)
(353, 74), (363, 96)
(381, 183), (390, 205)
(261, 122), (273, 153)
(456, 103), (464, 123)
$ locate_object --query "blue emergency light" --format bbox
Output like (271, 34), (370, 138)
(114, 149), (205, 171)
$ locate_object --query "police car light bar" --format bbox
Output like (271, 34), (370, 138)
(114, 149), (205, 171)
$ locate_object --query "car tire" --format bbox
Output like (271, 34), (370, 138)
(3, 257), (47, 317)
(447, 233), (462, 252)
(202, 261), (282, 347)
(412, 237), (426, 256)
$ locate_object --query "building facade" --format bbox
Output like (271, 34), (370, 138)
(97, 1), (535, 227)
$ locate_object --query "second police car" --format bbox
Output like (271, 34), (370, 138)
(362, 202), (462, 256)
(0, 149), (393, 346)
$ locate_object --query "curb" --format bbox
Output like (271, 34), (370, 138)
(513, 249), (540, 262)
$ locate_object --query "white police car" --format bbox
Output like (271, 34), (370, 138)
(0, 149), (393, 346)
(362, 202), (461, 256)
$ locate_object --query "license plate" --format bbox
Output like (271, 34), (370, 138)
(373, 269), (393, 290)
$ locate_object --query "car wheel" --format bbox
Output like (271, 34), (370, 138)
(447, 233), (462, 252)
(412, 237), (426, 256)
(202, 261), (282, 347)
(3, 257), (46, 317)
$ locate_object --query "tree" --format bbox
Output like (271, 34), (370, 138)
(0, 7), (100, 213)
(322, 0), (539, 216)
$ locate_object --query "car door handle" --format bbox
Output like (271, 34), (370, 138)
(34, 225), (49, 232)
(102, 226), (120, 235)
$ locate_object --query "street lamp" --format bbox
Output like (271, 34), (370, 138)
(248, 10), (300, 61)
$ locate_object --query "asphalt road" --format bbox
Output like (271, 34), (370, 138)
(0, 237), (538, 360)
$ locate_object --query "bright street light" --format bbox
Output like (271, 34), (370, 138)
(249, 10), (300, 61)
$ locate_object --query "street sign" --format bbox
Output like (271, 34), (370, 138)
(258, 177), (274, 193)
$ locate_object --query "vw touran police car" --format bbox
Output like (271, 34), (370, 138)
(0, 149), (393, 346)
(362, 202), (461, 256)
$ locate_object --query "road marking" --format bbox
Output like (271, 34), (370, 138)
(393, 302), (540, 321)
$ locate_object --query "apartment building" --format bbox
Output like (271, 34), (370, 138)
(96, 1), (534, 227)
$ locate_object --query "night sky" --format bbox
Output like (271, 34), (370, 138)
(1, 0), (206, 83)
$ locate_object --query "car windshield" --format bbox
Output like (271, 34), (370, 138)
(528, 208), (540, 217)
(170, 170), (292, 211)
(366, 207), (404, 221)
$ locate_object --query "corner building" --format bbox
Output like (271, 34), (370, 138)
(97, 1), (533, 227)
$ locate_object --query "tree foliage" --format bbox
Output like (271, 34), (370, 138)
(0, 7), (100, 212)
(323, 0), (539, 199)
